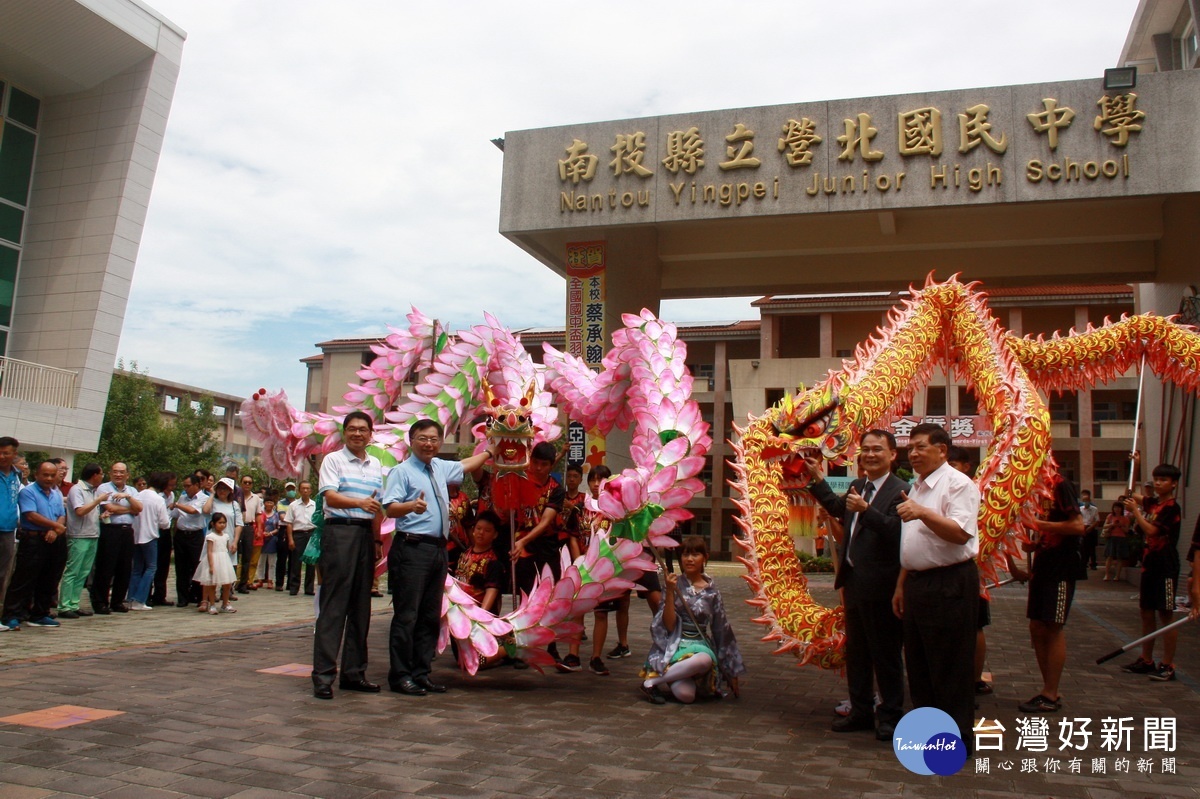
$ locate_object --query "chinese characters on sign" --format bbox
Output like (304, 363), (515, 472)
(973, 716), (1177, 776)
(889, 416), (993, 448)
(564, 242), (607, 470)
(556, 93), (1145, 215)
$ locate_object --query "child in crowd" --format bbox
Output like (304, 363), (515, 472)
(1121, 462), (1182, 682)
(195, 512), (237, 615)
(257, 497), (281, 589)
(455, 510), (506, 614)
(1101, 501), (1131, 581)
(585, 466), (617, 675)
(641, 535), (745, 704)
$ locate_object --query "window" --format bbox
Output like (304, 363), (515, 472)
(1183, 21), (1198, 67)
(926, 386), (947, 415)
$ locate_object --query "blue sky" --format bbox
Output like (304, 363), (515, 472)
(124, 0), (1139, 404)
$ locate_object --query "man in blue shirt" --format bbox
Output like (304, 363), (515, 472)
(2, 461), (67, 629)
(0, 437), (21, 632)
(383, 419), (493, 695)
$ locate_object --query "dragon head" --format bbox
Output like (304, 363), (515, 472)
(755, 382), (854, 495)
(474, 378), (539, 474)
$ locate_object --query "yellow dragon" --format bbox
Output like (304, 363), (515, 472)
(731, 275), (1200, 669)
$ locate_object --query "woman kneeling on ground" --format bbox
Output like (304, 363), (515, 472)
(640, 536), (745, 704)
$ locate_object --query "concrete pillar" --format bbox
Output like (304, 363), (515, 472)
(600, 229), (662, 474)
(1134, 281), (1198, 564)
(709, 339), (728, 555)
(819, 313), (833, 358)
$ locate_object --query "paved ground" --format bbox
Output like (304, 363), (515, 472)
(0, 564), (1196, 798)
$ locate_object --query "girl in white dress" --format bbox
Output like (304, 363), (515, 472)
(194, 512), (237, 614)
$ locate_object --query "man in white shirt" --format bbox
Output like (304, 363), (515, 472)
(1078, 489), (1100, 570)
(284, 481), (318, 595)
(892, 423), (981, 754)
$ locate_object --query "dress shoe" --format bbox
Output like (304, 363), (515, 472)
(111, 604), (128, 613)
(414, 677), (447, 694)
(876, 724), (896, 742)
(391, 678), (427, 696)
(339, 678), (381, 693)
(313, 684), (333, 700)
(76, 609), (93, 617)
(94, 605), (111, 615)
(831, 715), (875, 733)
(57, 610), (80, 619)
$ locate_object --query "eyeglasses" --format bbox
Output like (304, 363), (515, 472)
(413, 436), (441, 444)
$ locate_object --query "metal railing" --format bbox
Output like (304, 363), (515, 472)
(0, 356), (78, 408)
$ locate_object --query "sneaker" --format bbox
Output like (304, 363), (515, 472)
(975, 680), (994, 695)
(208, 606), (220, 615)
(608, 644), (632, 659)
(589, 657), (610, 676)
(556, 654), (582, 673)
(834, 698), (852, 717)
(129, 602), (152, 611)
(0, 621), (8, 631)
(1017, 694), (1062, 713)
(1149, 663), (1176, 682)
(1121, 657), (1156, 674)
(221, 604), (237, 614)
(2, 618), (19, 631)
(26, 616), (60, 628)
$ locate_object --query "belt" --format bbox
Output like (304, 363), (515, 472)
(908, 559), (973, 575)
(102, 522), (133, 529)
(325, 518), (373, 528)
(398, 533), (442, 546)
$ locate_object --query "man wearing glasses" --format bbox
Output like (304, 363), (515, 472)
(382, 420), (493, 696)
(313, 411), (385, 700)
(892, 423), (981, 754)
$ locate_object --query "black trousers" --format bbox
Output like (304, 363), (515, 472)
(91, 523), (134, 610)
(2, 530), (57, 620)
(275, 535), (291, 588)
(312, 522), (374, 687)
(288, 530), (316, 593)
(1082, 529), (1100, 567)
(236, 524), (255, 588)
(47, 532), (68, 607)
(388, 537), (447, 685)
(173, 528), (205, 604)
(843, 583), (905, 727)
(903, 559), (978, 755)
(151, 526), (173, 604)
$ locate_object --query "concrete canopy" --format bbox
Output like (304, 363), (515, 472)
(500, 71), (1200, 299)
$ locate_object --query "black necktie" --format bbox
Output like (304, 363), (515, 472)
(847, 481), (875, 567)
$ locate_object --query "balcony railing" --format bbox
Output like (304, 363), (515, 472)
(0, 357), (77, 409)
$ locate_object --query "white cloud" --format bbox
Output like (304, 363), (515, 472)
(125, 0), (1139, 403)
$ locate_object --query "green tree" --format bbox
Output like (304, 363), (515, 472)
(79, 364), (222, 479)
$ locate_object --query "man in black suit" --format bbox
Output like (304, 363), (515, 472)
(806, 429), (907, 742)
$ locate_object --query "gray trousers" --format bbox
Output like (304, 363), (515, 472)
(0, 532), (16, 609)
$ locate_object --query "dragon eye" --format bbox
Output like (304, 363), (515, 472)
(802, 419), (827, 438)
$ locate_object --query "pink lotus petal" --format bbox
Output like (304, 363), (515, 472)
(468, 624), (500, 658)
(445, 604), (472, 640)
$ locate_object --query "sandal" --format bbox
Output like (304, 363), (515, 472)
(197, 601), (210, 613)
(1017, 693), (1062, 713)
(208, 606), (219, 615)
(221, 604), (237, 614)
(640, 682), (667, 705)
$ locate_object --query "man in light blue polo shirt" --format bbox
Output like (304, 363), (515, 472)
(2, 461), (67, 629)
(0, 437), (21, 631)
(382, 419), (493, 696)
